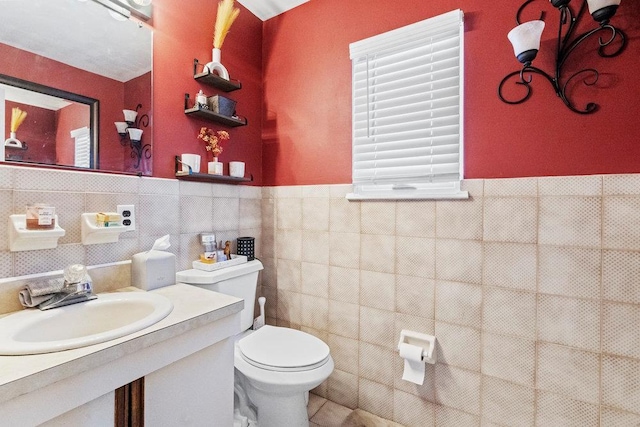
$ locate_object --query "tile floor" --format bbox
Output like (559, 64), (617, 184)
(308, 393), (402, 426)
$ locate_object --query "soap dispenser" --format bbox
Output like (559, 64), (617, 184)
(196, 90), (208, 109)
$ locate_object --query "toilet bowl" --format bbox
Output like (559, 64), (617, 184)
(235, 325), (334, 426)
(176, 260), (333, 427)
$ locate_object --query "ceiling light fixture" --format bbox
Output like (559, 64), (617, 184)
(498, 0), (626, 114)
(94, 0), (152, 21)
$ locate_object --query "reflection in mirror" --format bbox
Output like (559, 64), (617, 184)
(1, 76), (98, 169)
(0, 0), (153, 175)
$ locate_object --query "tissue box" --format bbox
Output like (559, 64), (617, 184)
(131, 250), (176, 291)
(208, 95), (236, 117)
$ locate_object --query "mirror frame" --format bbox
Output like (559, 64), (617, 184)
(1, 73), (100, 169)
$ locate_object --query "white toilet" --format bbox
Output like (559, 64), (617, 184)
(176, 260), (334, 427)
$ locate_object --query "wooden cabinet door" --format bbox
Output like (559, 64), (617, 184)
(115, 377), (144, 427)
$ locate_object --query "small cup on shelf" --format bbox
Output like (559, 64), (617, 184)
(181, 154), (201, 173)
(229, 161), (245, 178)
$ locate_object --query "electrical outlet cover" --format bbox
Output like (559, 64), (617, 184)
(117, 204), (136, 231)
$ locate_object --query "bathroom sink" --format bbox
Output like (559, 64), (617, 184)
(0, 292), (173, 355)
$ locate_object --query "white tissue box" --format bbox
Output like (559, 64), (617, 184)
(132, 250), (176, 291)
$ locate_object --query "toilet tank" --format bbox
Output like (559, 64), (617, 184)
(176, 260), (264, 331)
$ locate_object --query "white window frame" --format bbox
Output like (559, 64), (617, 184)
(347, 9), (467, 200)
(70, 126), (91, 168)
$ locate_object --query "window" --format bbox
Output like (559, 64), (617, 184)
(347, 9), (467, 200)
(70, 127), (91, 168)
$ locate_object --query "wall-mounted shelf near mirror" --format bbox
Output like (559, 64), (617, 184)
(193, 59), (241, 92)
(184, 94), (247, 127)
(8, 215), (65, 252)
(174, 156), (252, 184)
(4, 141), (28, 151)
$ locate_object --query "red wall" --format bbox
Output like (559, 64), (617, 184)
(151, 0), (263, 182)
(55, 102), (90, 166)
(261, 0), (640, 185)
(3, 1), (636, 184)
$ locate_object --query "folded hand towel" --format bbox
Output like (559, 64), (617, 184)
(18, 278), (65, 308)
(18, 291), (53, 308)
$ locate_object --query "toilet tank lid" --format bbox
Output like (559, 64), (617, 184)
(176, 259), (263, 284)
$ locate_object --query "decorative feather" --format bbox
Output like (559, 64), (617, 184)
(10, 107), (27, 133)
(213, 0), (240, 49)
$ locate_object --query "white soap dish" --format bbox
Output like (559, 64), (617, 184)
(81, 213), (127, 245)
(8, 214), (66, 252)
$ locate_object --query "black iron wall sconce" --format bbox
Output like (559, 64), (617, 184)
(114, 104), (151, 168)
(498, 0), (626, 114)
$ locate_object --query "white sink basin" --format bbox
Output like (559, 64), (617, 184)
(0, 292), (173, 355)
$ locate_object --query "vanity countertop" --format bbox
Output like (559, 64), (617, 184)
(0, 283), (243, 404)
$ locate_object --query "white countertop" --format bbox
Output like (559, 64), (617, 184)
(0, 283), (243, 404)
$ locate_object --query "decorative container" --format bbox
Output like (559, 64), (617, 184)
(208, 158), (223, 175)
(229, 161), (245, 178)
(204, 48), (229, 80)
(236, 236), (255, 261)
(208, 95), (236, 117)
(181, 154), (201, 173)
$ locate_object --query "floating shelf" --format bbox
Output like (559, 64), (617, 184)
(8, 214), (65, 252)
(4, 141), (28, 150)
(184, 106), (247, 127)
(81, 213), (128, 245)
(193, 58), (241, 92)
(175, 156), (252, 184)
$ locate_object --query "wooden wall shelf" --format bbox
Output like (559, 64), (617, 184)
(174, 156), (252, 184)
(184, 105), (247, 127)
(193, 59), (241, 92)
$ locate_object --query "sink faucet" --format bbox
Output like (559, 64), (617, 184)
(39, 264), (96, 310)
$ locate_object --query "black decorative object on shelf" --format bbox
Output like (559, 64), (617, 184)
(237, 237), (255, 261)
(116, 104), (151, 168)
(498, 0), (626, 114)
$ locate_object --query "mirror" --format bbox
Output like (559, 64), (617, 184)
(0, 0), (153, 175)
(1, 76), (98, 168)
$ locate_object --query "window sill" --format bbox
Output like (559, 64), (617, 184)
(346, 190), (469, 201)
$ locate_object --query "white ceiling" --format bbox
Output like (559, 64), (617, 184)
(238, 0), (309, 21)
(0, 0), (152, 82)
(0, 83), (72, 110)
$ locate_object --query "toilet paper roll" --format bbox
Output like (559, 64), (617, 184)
(399, 343), (425, 385)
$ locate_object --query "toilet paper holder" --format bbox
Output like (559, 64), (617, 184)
(397, 329), (437, 364)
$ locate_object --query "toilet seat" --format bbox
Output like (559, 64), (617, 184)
(237, 325), (330, 372)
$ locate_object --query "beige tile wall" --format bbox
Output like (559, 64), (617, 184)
(0, 165), (262, 314)
(260, 175), (640, 427)
(3, 165), (640, 426)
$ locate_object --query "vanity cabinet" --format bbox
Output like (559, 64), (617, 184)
(0, 285), (242, 427)
(35, 338), (234, 427)
(185, 59), (247, 128)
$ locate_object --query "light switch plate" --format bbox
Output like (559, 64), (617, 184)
(117, 204), (136, 231)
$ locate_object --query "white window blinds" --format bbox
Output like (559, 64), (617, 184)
(348, 9), (467, 200)
(71, 127), (91, 168)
